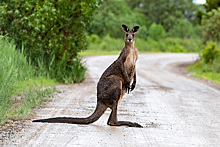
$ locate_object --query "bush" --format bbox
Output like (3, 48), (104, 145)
(0, 0), (98, 83)
(148, 23), (166, 41)
(167, 45), (187, 53)
(88, 34), (124, 51)
(202, 42), (220, 64)
(191, 42), (220, 77)
(211, 55), (220, 73)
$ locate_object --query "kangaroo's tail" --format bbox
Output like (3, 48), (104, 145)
(32, 101), (107, 124)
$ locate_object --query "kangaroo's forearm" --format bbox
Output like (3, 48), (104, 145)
(119, 60), (130, 83)
(133, 72), (136, 84)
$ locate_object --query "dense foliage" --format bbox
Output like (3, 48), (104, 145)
(201, 8), (220, 42)
(204, 0), (220, 12)
(189, 42), (220, 79)
(148, 23), (166, 41)
(88, 0), (148, 39)
(167, 19), (200, 38)
(0, 0), (98, 83)
(88, 0), (200, 40)
(196, 0), (220, 24)
(202, 42), (220, 64)
(187, 0), (220, 84)
(126, 0), (199, 31)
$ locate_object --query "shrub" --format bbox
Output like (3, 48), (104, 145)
(148, 23), (166, 41)
(167, 45), (187, 53)
(87, 34), (124, 51)
(90, 34), (102, 43)
(0, 0), (98, 83)
(202, 42), (220, 64)
(211, 55), (220, 73)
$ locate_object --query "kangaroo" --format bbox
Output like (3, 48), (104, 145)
(33, 24), (142, 127)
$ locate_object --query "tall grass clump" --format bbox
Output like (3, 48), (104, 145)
(0, 37), (34, 121)
(0, 37), (56, 124)
(48, 55), (86, 83)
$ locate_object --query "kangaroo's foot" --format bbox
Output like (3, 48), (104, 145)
(108, 121), (143, 128)
(107, 100), (142, 128)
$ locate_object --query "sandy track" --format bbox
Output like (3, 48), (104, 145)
(2, 53), (220, 146)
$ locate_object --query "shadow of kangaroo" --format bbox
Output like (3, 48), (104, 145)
(33, 24), (142, 127)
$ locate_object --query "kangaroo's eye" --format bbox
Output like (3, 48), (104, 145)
(132, 34), (134, 37)
(126, 34), (128, 37)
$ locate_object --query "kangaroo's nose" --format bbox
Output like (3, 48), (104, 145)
(128, 38), (132, 42)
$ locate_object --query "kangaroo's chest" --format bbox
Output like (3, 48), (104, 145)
(124, 49), (138, 77)
(125, 49), (138, 65)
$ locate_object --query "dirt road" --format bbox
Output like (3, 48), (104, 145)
(3, 53), (220, 146)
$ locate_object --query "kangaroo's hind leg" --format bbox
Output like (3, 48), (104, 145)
(107, 87), (142, 128)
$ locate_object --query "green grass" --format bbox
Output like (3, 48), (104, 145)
(79, 49), (121, 56)
(186, 42), (220, 85)
(14, 77), (58, 95)
(0, 37), (58, 124)
(2, 86), (56, 125)
(187, 64), (220, 84)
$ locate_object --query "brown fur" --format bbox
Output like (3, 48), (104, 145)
(33, 24), (142, 128)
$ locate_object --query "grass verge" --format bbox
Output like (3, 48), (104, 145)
(0, 37), (58, 125)
(1, 86), (56, 125)
(79, 49), (121, 56)
(186, 42), (220, 85)
(187, 65), (220, 84)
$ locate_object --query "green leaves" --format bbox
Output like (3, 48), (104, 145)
(202, 8), (220, 42)
(126, 0), (198, 32)
(148, 23), (166, 41)
(168, 19), (199, 39)
(0, 0), (99, 83)
(202, 42), (220, 64)
(88, 0), (149, 39)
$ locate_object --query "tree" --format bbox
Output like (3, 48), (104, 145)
(126, 0), (199, 31)
(88, 0), (149, 39)
(168, 19), (198, 38)
(205, 0), (220, 12)
(196, 0), (220, 24)
(201, 8), (220, 42)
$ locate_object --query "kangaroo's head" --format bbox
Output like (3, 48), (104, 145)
(122, 24), (139, 43)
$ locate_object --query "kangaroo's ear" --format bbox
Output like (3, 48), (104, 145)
(132, 26), (139, 33)
(122, 24), (129, 32)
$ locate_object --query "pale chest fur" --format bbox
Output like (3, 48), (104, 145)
(124, 47), (138, 79)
